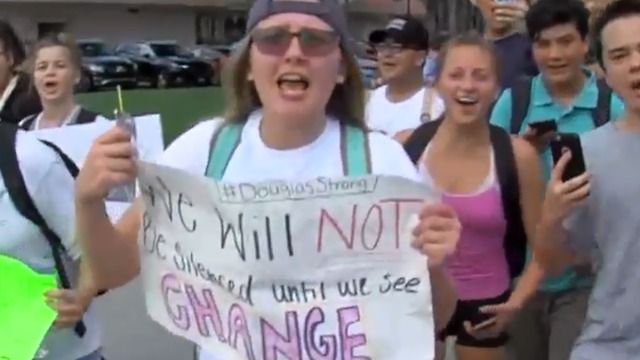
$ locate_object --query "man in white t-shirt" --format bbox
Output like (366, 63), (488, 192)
(365, 16), (445, 136)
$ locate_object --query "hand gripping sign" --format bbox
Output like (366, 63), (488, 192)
(137, 161), (438, 360)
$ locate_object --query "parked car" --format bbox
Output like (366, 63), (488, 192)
(114, 40), (213, 88)
(76, 39), (137, 92)
(190, 45), (226, 85)
(207, 45), (232, 57)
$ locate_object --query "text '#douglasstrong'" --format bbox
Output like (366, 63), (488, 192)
(217, 176), (379, 203)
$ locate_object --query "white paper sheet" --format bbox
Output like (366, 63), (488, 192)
(33, 114), (164, 222)
(137, 161), (437, 360)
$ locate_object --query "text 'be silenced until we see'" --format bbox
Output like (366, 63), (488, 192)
(137, 162), (437, 360)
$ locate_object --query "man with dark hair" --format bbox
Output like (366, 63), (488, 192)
(534, 0), (640, 358)
(490, 1), (625, 360)
(472, 0), (538, 90)
(366, 17), (445, 136)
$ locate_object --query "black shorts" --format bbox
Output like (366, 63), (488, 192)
(439, 290), (511, 348)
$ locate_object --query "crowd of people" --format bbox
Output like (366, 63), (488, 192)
(1, 0), (639, 359)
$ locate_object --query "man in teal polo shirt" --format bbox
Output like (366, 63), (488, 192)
(490, 1), (624, 360)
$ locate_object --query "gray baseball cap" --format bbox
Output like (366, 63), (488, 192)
(246, 0), (350, 44)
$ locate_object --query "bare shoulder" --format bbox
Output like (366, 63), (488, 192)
(393, 129), (414, 144)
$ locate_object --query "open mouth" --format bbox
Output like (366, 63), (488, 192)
(43, 80), (58, 90)
(455, 95), (479, 106)
(547, 64), (568, 71)
(277, 73), (309, 91)
(631, 79), (640, 91)
(381, 61), (396, 67)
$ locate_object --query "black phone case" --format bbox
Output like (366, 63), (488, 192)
(529, 120), (557, 135)
(550, 133), (586, 182)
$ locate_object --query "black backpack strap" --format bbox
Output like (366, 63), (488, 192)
(402, 118), (444, 164)
(17, 113), (38, 130)
(39, 140), (79, 177)
(489, 125), (527, 279)
(39, 139), (108, 297)
(76, 108), (99, 124)
(592, 79), (612, 127)
(0, 124), (86, 336)
(509, 77), (533, 134)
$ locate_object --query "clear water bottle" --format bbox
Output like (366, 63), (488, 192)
(107, 110), (137, 202)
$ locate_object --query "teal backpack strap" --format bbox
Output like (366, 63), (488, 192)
(340, 124), (372, 176)
(205, 122), (244, 180)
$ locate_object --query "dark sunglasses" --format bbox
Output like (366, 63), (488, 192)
(250, 26), (340, 57)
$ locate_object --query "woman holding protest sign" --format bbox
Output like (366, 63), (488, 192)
(74, 0), (461, 358)
(401, 33), (545, 360)
(0, 33), (112, 360)
(19, 33), (107, 130)
(0, 129), (103, 358)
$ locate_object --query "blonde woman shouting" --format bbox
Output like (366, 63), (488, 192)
(74, 1), (462, 359)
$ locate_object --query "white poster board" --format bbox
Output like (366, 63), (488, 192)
(33, 114), (164, 221)
(137, 161), (437, 360)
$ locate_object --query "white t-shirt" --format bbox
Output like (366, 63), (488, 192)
(24, 105), (111, 130)
(156, 111), (422, 360)
(0, 131), (101, 359)
(366, 85), (445, 136)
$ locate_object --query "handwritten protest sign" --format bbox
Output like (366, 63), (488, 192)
(137, 161), (438, 360)
(0, 255), (58, 360)
(32, 114), (164, 221)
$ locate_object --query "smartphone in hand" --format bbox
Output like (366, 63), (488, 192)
(550, 133), (586, 182)
(529, 120), (558, 136)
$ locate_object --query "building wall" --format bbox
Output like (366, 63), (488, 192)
(2, 3), (199, 47)
(1, 2), (387, 48)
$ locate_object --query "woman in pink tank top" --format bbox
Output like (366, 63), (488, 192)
(401, 33), (546, 360)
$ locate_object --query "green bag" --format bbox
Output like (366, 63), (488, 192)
(205, 122), (372, 179)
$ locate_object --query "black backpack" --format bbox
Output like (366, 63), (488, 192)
(18, 108), (99, 130)
(403, 119), (527, 279)
(508, 77), (612, 134)
(0, 123), (102, 337)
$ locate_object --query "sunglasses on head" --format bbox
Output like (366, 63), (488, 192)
(250, 26), (340, 57)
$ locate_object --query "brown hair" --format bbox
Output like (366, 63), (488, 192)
(434, 31), (500, 82)
(26, 32), (82, 74)
(0, 21), (26, 72)
(220, 37), (367, 128)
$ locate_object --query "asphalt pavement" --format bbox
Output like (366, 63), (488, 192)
(94, 276), (193, 360)
(94, 277), (457, 360)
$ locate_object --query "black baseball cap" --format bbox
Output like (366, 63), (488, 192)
(368, 17), (429, 50)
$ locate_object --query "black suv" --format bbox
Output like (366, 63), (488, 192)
(77, 39), (137, 92)
(115, 41), (213, 88)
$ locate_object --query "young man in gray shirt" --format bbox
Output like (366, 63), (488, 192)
(534, 1), (640, 359)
